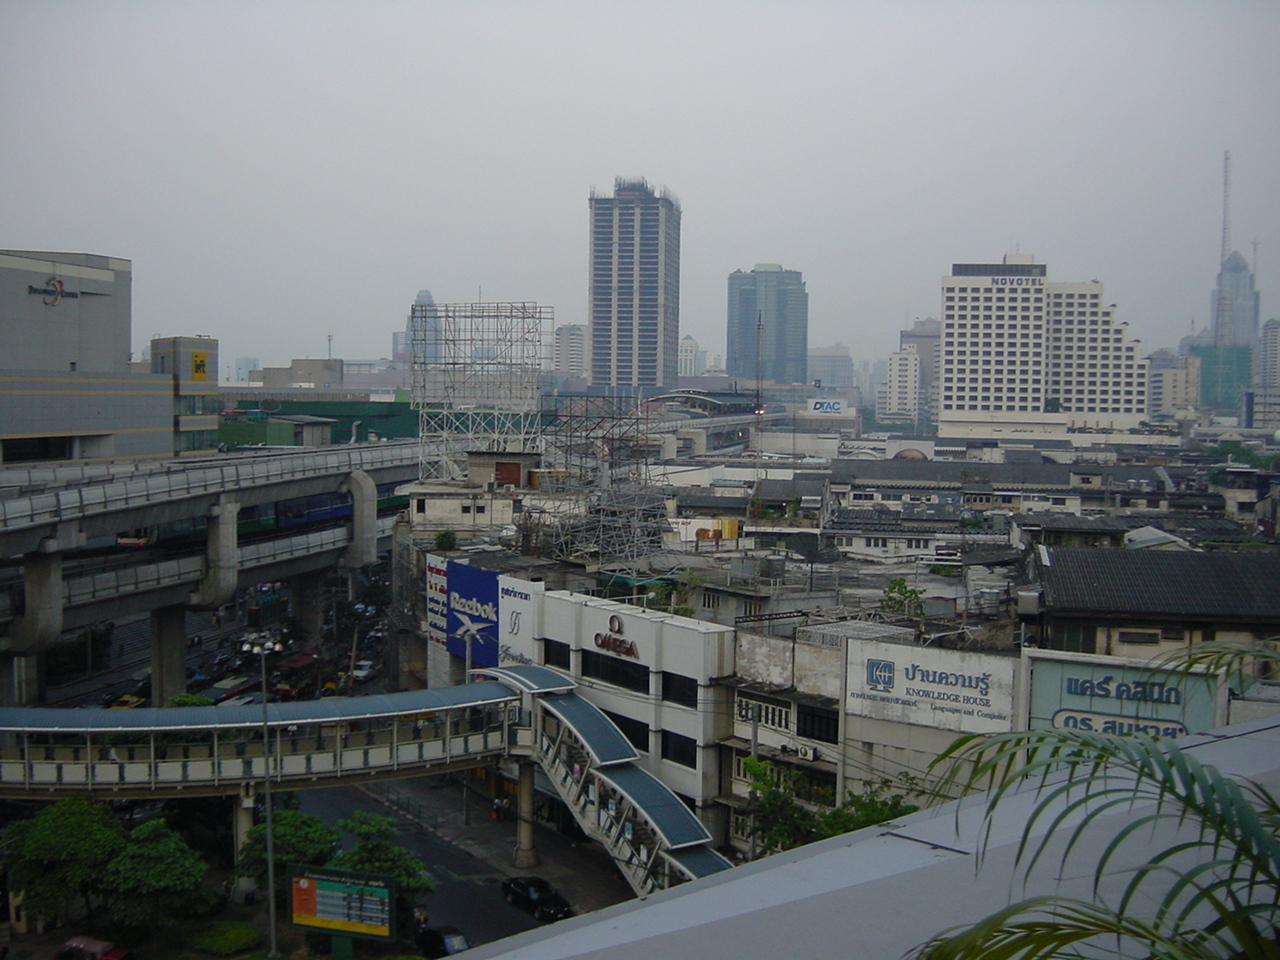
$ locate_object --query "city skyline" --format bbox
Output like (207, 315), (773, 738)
(2, 2), (1278, 371)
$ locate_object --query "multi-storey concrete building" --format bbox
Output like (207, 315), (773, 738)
(1148, 354), (1201, 416)
(726, 264), (808, 385)
(1259, 318), (1280, 389)
(589, 179), (681, 388)
(678, 335), (705, 378)
(551, 324), (590, 380)
(0, 250), (218, 462)
(875, 344), (920, 423)
(899, 318), (940, 417)
(938, 254), (1147, 438)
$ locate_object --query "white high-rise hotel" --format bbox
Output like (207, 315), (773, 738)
(938, 254), (1147, 437)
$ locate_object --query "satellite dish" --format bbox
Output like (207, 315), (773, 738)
(259, 398), (281, 414)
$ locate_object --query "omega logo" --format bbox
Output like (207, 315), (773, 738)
(593, 613), (638, 659)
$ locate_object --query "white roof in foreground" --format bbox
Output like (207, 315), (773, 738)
(465, 714), (1280, 960)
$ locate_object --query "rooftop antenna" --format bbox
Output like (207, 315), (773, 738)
(1220, 150), (1232, 267)
(327, 334), (333, 359)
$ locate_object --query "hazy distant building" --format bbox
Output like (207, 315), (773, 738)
(807, 344), (854, 388)
(409, 289), (441, 365)
(876, 344), (921, 423)
(234, 357), (260, 383)
(551, 324), (590, 379)
(899, 318), (940, 418)
(939, 254), (1147, 437)
(589, 179), (681, 388)
(726, 264), (808, 384)
(1211, 251), (1260, 347)
(1148, 353), (1201, 415)
(678, 335), (706, 377)
(1258, 318), (1280, 389)
(0, 250), (217, 462)
(391, 330), (411, 364)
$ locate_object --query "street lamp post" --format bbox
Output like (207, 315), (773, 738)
(243, 635), (284, 959)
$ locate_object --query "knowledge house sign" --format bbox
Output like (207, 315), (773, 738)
(846, 641), (1017, 734)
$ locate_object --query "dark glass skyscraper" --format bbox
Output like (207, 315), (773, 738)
(726, 264), (808, 384)
(589, 179), (681, 388)
(1211, 250), (1260, 347)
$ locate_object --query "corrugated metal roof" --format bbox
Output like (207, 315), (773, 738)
(539, 694), (639, 766)
(1042, 547), (1280, 621)
(0, 682), (518, 734)
(593, 764), (712, 848)
(665, 845), (735, 879)
(478, 665), (577, 694)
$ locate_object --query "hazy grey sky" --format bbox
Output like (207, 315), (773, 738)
(4, 0), (1278, 375)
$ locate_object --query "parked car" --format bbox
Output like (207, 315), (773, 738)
(500, 876), (573, 921)
(56, 938), (134, 960)
(415, 924), (470, 957)
(351, 659), (379, 682)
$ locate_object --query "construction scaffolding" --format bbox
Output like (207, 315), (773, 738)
(524, 393), (670, 573)
(409, 301), (549, 479)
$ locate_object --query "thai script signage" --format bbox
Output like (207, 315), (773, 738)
(290, 866), (395, 940)
(847, 641), (1016, 733)
(424, 553), (448, 649)
(1027, 652), (1220, 737)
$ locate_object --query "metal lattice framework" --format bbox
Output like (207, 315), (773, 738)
(525, 394), (670, 573)
(409, 302), (549, 479)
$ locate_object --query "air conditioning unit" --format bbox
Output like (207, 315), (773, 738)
(797, 744), (818, 762)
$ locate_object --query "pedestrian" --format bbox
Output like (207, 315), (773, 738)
(501, 796), (511, 821)
(492, 798), (501, 820)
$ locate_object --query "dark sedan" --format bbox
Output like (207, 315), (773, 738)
(500, 876), (573, 921)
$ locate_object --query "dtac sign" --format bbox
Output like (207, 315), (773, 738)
(808, 399), (843, 415)
(446, 561), (499, 667)
(594, 614), (639, 659)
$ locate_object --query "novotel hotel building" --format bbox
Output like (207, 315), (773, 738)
(938, 253), (1147, 439)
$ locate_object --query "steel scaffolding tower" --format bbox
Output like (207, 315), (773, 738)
(526, 394), (670, 572)
(409, 301), (549, 479)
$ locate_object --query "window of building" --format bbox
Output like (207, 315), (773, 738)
(661, 671), (699, 709)
(603, 709), (650, 752)
(704, 593), (721, 611)
(795, 704), (839, 744)
(661, 730), (697, 769)
(581, 649), (650, 693)
(864, 537), (887, 548)
(543, 638), (571, 670)
(737, 693), (791, 731)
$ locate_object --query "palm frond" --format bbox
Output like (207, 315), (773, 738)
(928, 729), (1280, 925)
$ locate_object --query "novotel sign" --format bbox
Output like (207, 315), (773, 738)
(594, 614), (638, 659)
(987, 277), (1044, 286)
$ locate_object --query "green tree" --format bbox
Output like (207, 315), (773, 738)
(167, 692), (215, 708)
(911, 640), (1280, 960)
(881, 577), (925, 618)
(743, 757), (919, 855)
(434, 529), (458, 551)
(3, 795), (125, 923)
(102, 819), (206, 932)
(331, 812), (434, 928)
(234, 810), (341, 902)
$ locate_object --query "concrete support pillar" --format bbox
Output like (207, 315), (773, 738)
(149, 604), (187, 706)
(234, 788), (256, 857)
(291, 569), (327, 647)
(676, 428), (707, 456)
(188, 495), (240, 610)
(512, 760), (540, 868)
(12, 548), (64, 655)
(341, 469), (378, 570)
(0, 654), (42, 707)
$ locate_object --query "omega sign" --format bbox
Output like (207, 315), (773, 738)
(594, 614), (638, 659)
